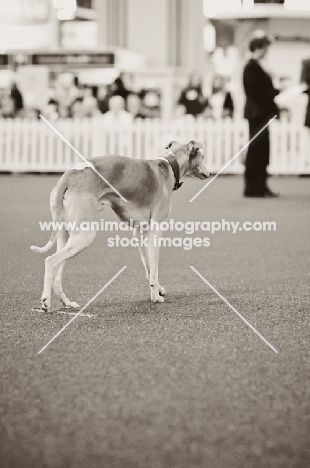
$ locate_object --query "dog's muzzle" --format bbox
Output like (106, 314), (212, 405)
(198, 163), (212, 178)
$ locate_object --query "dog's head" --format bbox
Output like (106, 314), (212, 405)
(165, 140), (212, 180)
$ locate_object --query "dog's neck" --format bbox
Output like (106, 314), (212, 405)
(170, 150), (191, 180)
(159, 151), (183, 191)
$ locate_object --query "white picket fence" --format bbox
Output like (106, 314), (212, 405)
(0, 117), (309, 174)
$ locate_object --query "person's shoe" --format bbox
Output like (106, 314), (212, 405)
(264, 188), (279, 198)
(244, 192), (265, 198)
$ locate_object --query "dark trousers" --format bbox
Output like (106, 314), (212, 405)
(244, 118), (270, 195)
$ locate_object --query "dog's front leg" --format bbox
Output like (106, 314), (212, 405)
(148, 228), (164, 303)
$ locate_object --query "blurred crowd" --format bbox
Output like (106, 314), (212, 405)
(0, 71), (236, 122)
(174, 71), (234, 121)
(43, 73), (163, 124)
(44, 72), (235, 123)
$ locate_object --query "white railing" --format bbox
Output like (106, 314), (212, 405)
(0, 118), (309, 174)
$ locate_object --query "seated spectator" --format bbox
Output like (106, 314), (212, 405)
(209, 76), (225, 119)
(24, 108), (40, 120)
(58, 104), (69, 119)
(11, 83), (24, 117)
(173, 104), (195, 122)
(177, 71), (206, 117)
(97, 85), (110, 114)
(277, 76), (291, 122)
(202, 105), (214, 120)
(171, 104), (195, 133)
(70, 97), (85, 119)
(139, 87), (161, 118)
(209, 77), (234, 119)
(45, 98), (59, 121)
(102, 95), (133, 127)
(223, 81), (234, 118)
(127, 93), (145, 119)
(82, 86), (98, 117)
(173, 104), (187, 118)
(0, 88), (15, 118)
(55, 73), (78, 118)
(223, 91), (234, 118)
(111, 73), (130, 101)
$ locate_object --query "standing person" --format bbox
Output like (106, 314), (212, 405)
(243, 31), (279, 197)
(301, 58), (310, 129)
(102, 95), (133, 127)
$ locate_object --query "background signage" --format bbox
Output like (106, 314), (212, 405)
(274, 34), (310, 44)
(31, 53), (115, 67)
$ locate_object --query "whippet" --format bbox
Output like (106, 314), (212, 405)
(31, 140), (211, 311)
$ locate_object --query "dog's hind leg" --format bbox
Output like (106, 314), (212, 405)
(52, 230), (80, 309)
(41, 230), (96, 312)
(37, 187), (100, 311)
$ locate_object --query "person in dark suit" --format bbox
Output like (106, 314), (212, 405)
(243, 31), (280, 197)
(301, 59), (310, 128)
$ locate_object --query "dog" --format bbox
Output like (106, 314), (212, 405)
(31, 140), (211, 311)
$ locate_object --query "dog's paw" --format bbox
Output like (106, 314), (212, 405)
(151, 291), (165, 303)
(158, 285), (166, 296)
(40, 297), (51, 312)
(151, 296), (165, 303)
(65, 302), (81, 309)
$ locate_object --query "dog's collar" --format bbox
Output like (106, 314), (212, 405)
(157, 152), (183, 191)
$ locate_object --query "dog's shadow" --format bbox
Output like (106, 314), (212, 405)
(100, 290), (219, 318)
(32, 290), (220, 322)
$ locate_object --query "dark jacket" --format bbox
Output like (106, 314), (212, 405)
(301, 58), (310, 128)
(178, 86), (206, 116)
(304, 89), (310, 128)
(243, 59), (279, 121)
(11, 84), (23, 113)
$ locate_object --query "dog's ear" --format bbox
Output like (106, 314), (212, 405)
(188, 140), (198, 158)
(188, 140), (204, 158)
(165, 140), (177, 150)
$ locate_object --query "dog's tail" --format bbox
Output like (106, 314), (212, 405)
(30, 175), (69, 254)
(30, 238), (56, 253)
